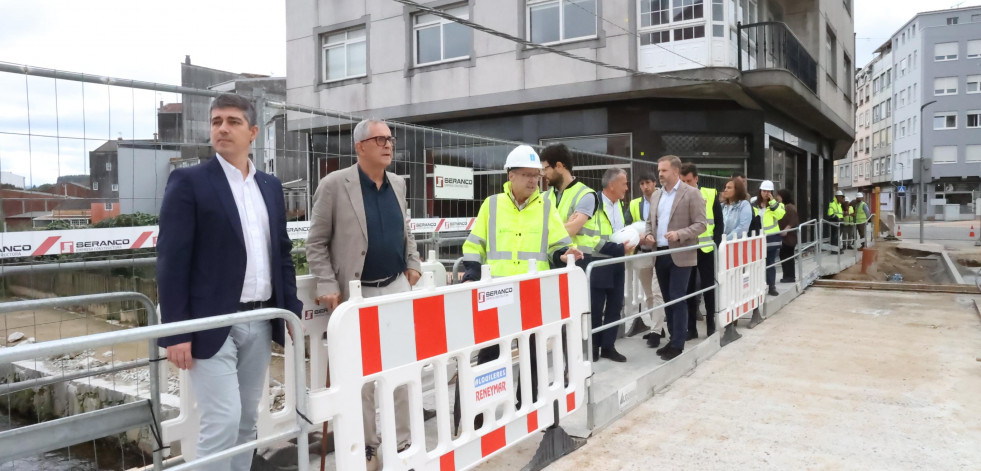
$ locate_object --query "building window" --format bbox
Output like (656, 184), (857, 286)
(711, 0), (724, 37)
(414, 5), (471, 66)
(826, 27), (838, 83)
(104, 202), (113, 211)
(967, 145), (981, 162)
(933, 145), (957, 164)
(967, 111), (980, 128)
(947, 17), (958, 25)
(322, 28), (366, 82)
(968, 40), (981, 58)
(973, 14), (981, 23)
(970, 75), (981, 93)
(934, 42), (958, 61)
(672, 0), (704, 22)
(640, 30), (671, 45)
(934, 112), (957, 130)
(843, 54), (852, 98)
(934, 76), (957, 95)
(111, 183), (119, 192)
(528, 0), (597, 45)
(640, 0), (670, 27)
(92, 181), (99, 191)
(106, 162), (112, 171)
(672, 25), (705, 41)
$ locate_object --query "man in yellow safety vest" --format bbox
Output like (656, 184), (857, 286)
(756, 180), (786, 296)
(625, 173), (665, 338)
(458, 145), (583, 429)
(679, 163), (723, 338)
(852, 192), (871, 249)
(826, 190), (845, 247)
(540, 143), (600, 271)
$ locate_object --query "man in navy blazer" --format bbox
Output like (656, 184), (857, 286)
(157, 93), (302, 470)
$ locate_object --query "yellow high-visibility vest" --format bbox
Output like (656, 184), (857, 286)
(463, 182), (573, 277)
(697, 187), (718, 253)
(593, 199), (623, 258)
(546, 180), (599, 256)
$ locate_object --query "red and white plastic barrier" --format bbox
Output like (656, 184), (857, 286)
(306, 259), (590, 471)
(716, 232), (767, 326)
(161, 253), (589, 470)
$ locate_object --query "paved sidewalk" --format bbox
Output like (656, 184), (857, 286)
(543, 288), (981, 470)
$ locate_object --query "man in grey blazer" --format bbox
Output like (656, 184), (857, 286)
(639, 155), (707, 361)
(306, 118), (422, 470)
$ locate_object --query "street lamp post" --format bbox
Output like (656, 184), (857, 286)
(919, 100), (937, 244)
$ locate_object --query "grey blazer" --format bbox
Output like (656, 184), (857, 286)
(305, 163), (422, 301)
(644, 181), (708, 267)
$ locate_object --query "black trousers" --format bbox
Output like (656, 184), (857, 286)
(686, 249), (717, 336)
(827, 216), (840, 246)
(780, 244), (796, 280)
(590, 268), (624, 350)
(654, 254), (693, 350)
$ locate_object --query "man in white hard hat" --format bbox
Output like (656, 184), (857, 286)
(826, 190), (846, 248)
(459, 145), (583, 429)
(852, 192), (871, 249)
(755, 180), (785, 296)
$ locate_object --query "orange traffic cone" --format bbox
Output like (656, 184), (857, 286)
(897, 225), (902, 237)
(971, 226), (976, 238)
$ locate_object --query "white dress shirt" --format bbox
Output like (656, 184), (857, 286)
(216, 154), (272, 302)
(641, 197), (650, 221)
(656, 181), (681, 247)
(601, 192), (624, 231)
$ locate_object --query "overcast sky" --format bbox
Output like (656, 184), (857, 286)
(0, 0), (979, 186)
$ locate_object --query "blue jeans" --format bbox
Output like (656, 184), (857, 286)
(654, 255), (693, 350)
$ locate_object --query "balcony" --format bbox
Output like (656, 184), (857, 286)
(737, 21), (818, 93)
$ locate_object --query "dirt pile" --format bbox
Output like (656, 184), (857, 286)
(832, 241), (951, 284)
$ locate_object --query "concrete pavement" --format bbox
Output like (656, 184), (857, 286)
(541, 288), (981, 470)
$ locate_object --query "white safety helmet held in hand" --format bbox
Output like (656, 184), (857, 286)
(835, 190), (844, 196)
(760, 180), (775, 191)
(504, 145), (542, 171)
(610, 226), (640, 246)
(856, 192), (864, 198)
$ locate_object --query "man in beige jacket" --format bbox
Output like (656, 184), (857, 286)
(639, 155), (707, 361)
(305, 118), (421, 470)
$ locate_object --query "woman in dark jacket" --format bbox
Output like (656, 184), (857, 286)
(776, 189), (800, 282)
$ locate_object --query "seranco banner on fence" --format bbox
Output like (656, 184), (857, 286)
(0, 218), (479, 259)
(0, 227), (158, 259)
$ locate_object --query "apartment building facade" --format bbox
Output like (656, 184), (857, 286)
(837, 6), (980, 221)
(286, 0), (856, 221)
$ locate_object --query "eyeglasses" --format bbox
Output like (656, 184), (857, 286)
(360, 136), (397, 147)
(513, 171), (542, 180)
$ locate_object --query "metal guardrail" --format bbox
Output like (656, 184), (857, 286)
(584, 242), (718, 337)
(0, 301), (309, 471)
(0, 292), (163, 468)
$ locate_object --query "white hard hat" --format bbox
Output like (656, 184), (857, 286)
(856, 192), (864, 198)
(609, 226), (640, 246)
(504, 145), (542, 171)
(760, 180), (775, 191)
(835, 190), (844, 196)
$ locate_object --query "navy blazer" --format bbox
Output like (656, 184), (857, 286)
(156, 157), (303, 359)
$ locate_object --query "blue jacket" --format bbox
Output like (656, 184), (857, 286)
(156, 157), (302, 359)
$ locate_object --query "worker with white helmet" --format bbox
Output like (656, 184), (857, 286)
(755, 180), (786, 297)
(852, 192), (871, 249)
(462, 145), (582, 279)
(826, 190), (847, 248)
(458, 145), (583, 429)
